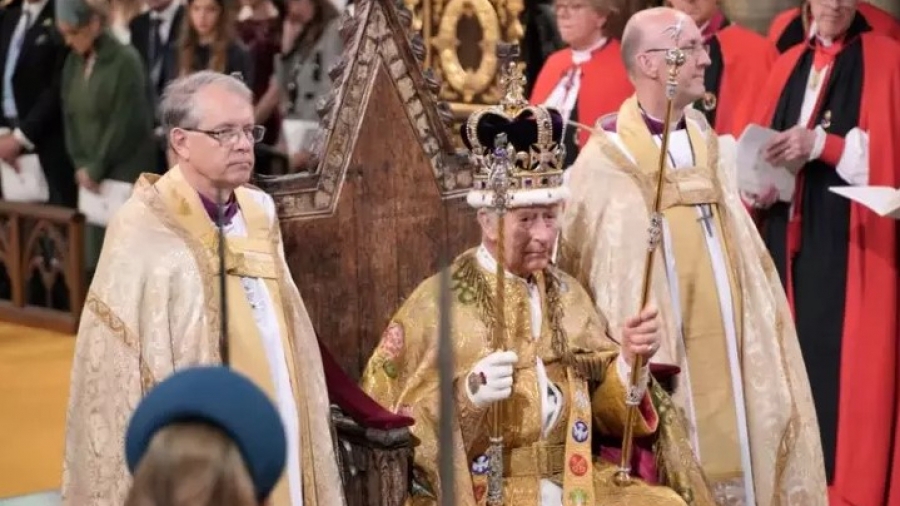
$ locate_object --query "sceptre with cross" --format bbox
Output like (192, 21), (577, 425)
(614, 27), (688, 487)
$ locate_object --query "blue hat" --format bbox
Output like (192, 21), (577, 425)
(125, 366), (287, 501)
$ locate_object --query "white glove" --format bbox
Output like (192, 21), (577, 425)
(465, 351), (518, 408)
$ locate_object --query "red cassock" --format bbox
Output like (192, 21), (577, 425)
(701, 23), (778, 136)
(530, 40), (633, 150)
(768, 1), (900, 52)
(749, 20), (900, 506)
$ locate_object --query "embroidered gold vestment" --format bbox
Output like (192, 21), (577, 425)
(61, 167), (345, 506)
(361, 249), (716, 506)
(559, 97), (827, 505)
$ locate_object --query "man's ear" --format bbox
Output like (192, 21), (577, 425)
(169, 129), (190, 161)
(477, 209), (499, 242)
(636, 53), (657, 80)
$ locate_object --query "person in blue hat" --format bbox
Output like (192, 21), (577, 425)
(123, 366), (287, 506)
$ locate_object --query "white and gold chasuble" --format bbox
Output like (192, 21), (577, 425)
(361, 248), (716, 506)
(62, 167), (345, 506)
(560, 97), (828, 505)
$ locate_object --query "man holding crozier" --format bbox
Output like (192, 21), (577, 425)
(558, 7), (827, 505)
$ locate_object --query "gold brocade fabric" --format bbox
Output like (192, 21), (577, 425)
(360, 250), (716, 506)
(61, 167), (346, 506)
(559, 96), (828, 505)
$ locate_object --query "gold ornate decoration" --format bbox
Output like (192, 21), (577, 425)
(403, 0), (524, 118)
(433, 0), (501, 102)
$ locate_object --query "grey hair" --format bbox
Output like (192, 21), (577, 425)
(158, 71), (253, 133)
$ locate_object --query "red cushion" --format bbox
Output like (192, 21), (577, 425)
(318, 337), (415, 430)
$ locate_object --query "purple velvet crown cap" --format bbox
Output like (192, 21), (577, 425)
(460, 108), (565, 153)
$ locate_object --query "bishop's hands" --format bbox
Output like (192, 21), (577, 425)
(620, 304), (661, 367)
(764, 126), (817, 169)
(741, 186), (779, 210)
(465, 350), (518, 409)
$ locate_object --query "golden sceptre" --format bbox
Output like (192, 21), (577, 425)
(614, 42), (687, 487)
(484, 42), (528, 506)
(486, 131), (509, 506)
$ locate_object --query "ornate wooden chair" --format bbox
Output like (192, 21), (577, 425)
(255, 0), (487, 502)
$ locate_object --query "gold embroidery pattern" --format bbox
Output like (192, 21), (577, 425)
(650, 382), (718, 505)
(84, 292), (157, 393)
(138, 185), (222, 363)
(453, 254), (576, 369)
(85, 292), (138, 350)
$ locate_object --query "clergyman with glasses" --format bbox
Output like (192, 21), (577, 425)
(62, 71), (348, 506)
(557, 7), (828, 505)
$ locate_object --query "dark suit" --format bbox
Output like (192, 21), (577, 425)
(0, 0), (75, 207)
(129, 4), (183, 174)
(129, 4), (183, 101)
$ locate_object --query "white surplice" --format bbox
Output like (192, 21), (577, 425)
(225, 191), (304, 506)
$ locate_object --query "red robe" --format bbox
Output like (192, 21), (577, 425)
(530, 40), (633, 148)
(768, 2), (900, 51)
(705, 23), (778, 136)
(750, 30), (900, 506)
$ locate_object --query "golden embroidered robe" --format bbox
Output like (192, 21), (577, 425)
(559, 97), (827, 505)
(61, 167), (345, 506)
(361, 249), (716, 506)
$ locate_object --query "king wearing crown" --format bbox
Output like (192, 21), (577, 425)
(360, 49), (716, 506)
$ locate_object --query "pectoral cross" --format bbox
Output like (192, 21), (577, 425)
(698, 204), (714, 237)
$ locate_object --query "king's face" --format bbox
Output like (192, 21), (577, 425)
(503, 205), (560, 276)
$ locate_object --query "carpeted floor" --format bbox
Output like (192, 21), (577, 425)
(0, 323), (74, 499)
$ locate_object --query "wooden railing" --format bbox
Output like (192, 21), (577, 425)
(0, 201), (85, 334)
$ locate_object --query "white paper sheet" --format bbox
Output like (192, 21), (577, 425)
(281, 119), (319, 155)
(78, 180), (134, 226)
(736, 124), (797, 201)
(0, 154), (48, 203)
(829, 186), (900, 219)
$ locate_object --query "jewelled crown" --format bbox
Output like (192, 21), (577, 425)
(460, 45), (567, 209)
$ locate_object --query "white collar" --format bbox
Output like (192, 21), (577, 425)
(21, 0), (49, 21)
(151, 0), (181, 22)
(641, 107), (690, 131)
(808, 20), (838, 46)
(238, 1), (279, 21)
(571, 36), (607, 65)
(476, 245), (536, 286)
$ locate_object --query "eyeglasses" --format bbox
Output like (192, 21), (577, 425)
(553, 2), (589, 13)
(644, 42), (707, 58)
(182, 125), (266, 146)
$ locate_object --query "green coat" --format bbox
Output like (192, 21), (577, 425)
(61, 30), (154, 184)
(61, 30), (155, 274)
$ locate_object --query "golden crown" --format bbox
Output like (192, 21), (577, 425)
(462, 45), (567, 209)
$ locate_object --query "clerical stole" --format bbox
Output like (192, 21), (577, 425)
(153, 169), (298, 506)
(615, 99), (747, 486)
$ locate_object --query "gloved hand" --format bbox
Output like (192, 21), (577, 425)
(464, 351), (518, 409)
